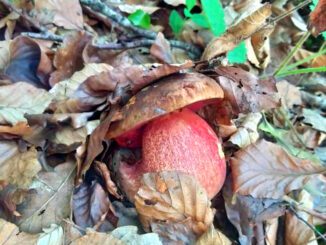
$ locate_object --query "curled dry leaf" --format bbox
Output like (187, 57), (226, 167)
(2, 36), (51, 89)
(215, 67), (280, 114)
(231, 139), (326, 199)
(73, 181), (116, 231)
(0, 82), (53, 125)
(309, 0), (326, 36)
(202, 4), (272, 61)
(16, 161), (75, 233)
(49, 32), (92, 86)
(70, 226), (162, 245)
(228, 112), (262, 148)
(0, 141), (41, 189)
(134, 171), (214, 236)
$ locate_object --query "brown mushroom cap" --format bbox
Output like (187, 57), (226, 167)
(106, 72), (224, 140)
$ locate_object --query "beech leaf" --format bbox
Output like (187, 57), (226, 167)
(0, 82), (53, 125)
(231, 139), (326, 199)
(135, 171), (214, 236)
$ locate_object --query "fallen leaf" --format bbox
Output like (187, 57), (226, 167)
(202, 4), (272, 60)
(0, 82), (53, 125)
(215, 67), (280, 114)
(0, 141), (41, 189)
(49, 32), (92, 86)
(276, 80), (302, 108)
(0, 40), (10, 70)
(196, 225), (232, 245)
(16, 161), (75, 233)
(294, 48), (326, 68)
(70, 226), (162, 245)
(2, 36), (50, 89)
(163, 0), (185, 6)
(34, 0), (83, 30)
(265, 218), (278, 245)
(150, 32), (174, 64)
(0, 122), (33, 138)
(309, 0), (326, 36)
(117, 4), (159, 14)
(223, 177), (285, 244)
(228, 112), (262, 148)
(135, 171), (214, 236)
(73, 181), (116, 231)
(231, 139), (326, 199)
(302, 108), (326, 133)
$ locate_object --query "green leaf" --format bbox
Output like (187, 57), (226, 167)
(191, 14), (209, 28)
(227, 41), (247, 64)
(201, 0), (225, 36)
(186, 0), (196, 10)
(169, 10), (185, 34)
(128, 9), (151, 29)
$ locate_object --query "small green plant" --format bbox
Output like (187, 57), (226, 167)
(169, 0), (247, 63)
(128, 9), (151, 29)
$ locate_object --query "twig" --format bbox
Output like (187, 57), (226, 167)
(289, 206), (326, 242)
(21, 32), (64, 42)
(79, 0), (201, 59)
(283, 195), (326, 221)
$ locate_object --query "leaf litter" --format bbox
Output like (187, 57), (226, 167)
(0, 0), (325, 244)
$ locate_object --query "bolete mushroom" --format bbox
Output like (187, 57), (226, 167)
(106, 73), (226, 200)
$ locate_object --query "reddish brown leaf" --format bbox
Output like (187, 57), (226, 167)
(309, 0), (326, 36)
(49, 32), (91, 86)
(215, 67), (280, 114)
(231, 139), (326, 199)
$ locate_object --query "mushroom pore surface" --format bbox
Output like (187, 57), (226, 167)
(119, 108), (226, 200)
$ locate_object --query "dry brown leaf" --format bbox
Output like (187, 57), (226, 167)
(134, 171), (214, 236)
(0, 122), (32, 137)
(202, 4), (272, 60)
(231, 139), (326, 199)
(0, 82), (53, 125)
(34, 0), (83, 30)
(265, 218), (278, 245)
(150, 32), (174, 64)
(70, 226), (162, 245)
(73, 181), (116, 231)
(309, 0), (326, 36)
(196, 225), (232, 245)
(276, 80), (302, 108)
(215, 67), (280, 114)
(49, 32), (92, 86)
(0, 141), (41, 189)
(16, 161), (75, 233)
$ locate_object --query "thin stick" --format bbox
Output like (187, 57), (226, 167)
(21, 32), (64, 42)
(273, 31), (311, 76)
(79, 0), (201, 59)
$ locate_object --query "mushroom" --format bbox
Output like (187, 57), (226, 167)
(106, 73), (226, 200)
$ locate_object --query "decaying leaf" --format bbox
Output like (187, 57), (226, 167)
(70, 226), (162, 245)
(0, 141), (41, 189)
(228, 112), (262, 148)
(135, 171), (214, 236)
(16, 161), (75, 233)
(231, 139), (326, 199)
(215, 67), (280, 114)
(196, 225), (232, 245)
(202, 4), (272, 60)
(34, 0), (83, 30)
(0, 82), (53, 125)
(73, 181), (116, 231)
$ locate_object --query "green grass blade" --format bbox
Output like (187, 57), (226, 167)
(276, 66), (326, 77)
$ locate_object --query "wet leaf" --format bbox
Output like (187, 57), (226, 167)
(70, 226), (162, 245)
(0, 141), (41, 188)
(73, 181), (115, 231)
(231, 139), (326, 199)
(34, 0), (83, 30)
(16, 161), (75, 233)
(135, 171), (214, 236)
(0, 82), (53, 125)
(215, 67), (280, 114)
(196, 225), (231, 245)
